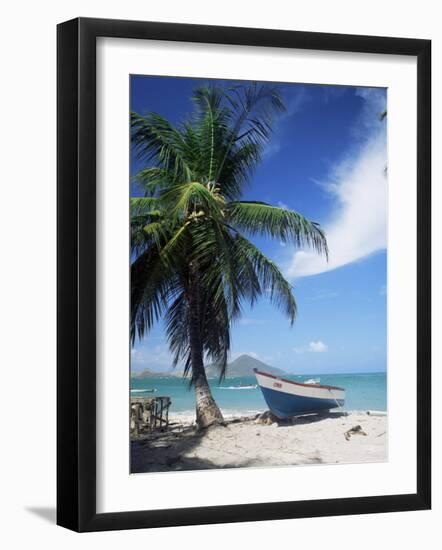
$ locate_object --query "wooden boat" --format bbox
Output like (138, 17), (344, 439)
(254, 368), (345, 419)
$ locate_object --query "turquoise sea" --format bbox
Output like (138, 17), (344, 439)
(131, 372), (387, 416)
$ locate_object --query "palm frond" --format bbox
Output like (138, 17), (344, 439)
(130, 197), (160, 216)
(228, 201), (328, 258)
(130, 249), (180, 344)
(215, 83), (286, 183)
(165, 290), (190, 369)
(133, 167), (174, 196)
(131, 112), (192, 182)
(233, 233), (297, 324)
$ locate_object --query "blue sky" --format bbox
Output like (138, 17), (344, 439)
(130, 75), (387, 375)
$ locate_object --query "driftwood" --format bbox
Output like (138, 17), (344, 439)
(344, 424), (367, 441)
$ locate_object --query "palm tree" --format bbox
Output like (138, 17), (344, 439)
(130, 83), (328, 428)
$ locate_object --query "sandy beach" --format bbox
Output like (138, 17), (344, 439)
(131, 411), (387, 473)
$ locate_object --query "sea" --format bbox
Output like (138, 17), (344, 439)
(130, 372), (387, 417)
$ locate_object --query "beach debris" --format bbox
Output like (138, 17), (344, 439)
(130, 396), (171, 436)
(255, 410), (280, 425)
(344, 425), (367, 441)
(228, 416), (251, 424)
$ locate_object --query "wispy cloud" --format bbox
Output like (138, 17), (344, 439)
(288, 88), (387, 278)
(263, 141), (281, 159)
(286, 86), (312, 116)
(264, 86), (312, 159)
(306, 289), (338, 301)
(131, 343), (175, 371)
(320, 86), (347, 104)
(237, 318), (268, 326)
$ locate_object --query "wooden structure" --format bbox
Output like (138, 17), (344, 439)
(130, 396), (171, 435)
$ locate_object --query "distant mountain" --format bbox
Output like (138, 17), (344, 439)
(206, 354), (286, 378)
(131, 354), (286, 379)
(131, 368), (176, 379)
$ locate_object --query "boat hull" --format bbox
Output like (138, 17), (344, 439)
(254, 369), (345, 419)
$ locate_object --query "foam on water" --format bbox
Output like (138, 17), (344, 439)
(219, 385), (257, 390)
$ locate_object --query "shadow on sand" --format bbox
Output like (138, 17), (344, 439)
(278, 410), (348, 427)
(131, 424), (251, 473)
(130, 412), (341, 473)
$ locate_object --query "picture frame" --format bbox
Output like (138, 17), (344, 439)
(57, 17), (431, 532)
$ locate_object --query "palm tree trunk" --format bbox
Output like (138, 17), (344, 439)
(187, 272), (224, 428)
(192, 342), (224, 428)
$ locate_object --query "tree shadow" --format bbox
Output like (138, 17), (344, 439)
(130, 412), (349, 473)
(276, 411), (348, 427)
(25, 506), (56, 524)
(131, 424), (252, 473)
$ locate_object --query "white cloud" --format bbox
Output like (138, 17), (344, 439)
(309, 340), (328, 353)
(288, 89), (387, 278)
(293, 340), (328, 353)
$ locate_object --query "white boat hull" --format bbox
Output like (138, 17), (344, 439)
(254, 369), (345, 419)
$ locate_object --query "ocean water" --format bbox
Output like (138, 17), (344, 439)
(130, 372), (387, 416)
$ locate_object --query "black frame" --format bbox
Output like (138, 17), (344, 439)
(57, 17), (431, 532)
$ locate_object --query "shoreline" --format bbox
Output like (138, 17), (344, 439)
(131, 410), (387, 473)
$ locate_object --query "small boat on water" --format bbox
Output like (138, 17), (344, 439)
(254, 368), (345, 419)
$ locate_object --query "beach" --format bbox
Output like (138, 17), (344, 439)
(131, 411), (387, 473)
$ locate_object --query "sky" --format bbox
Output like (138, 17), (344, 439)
(130, 75), (387, 375)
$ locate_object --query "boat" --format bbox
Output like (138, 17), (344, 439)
(254, 368), (345, 419)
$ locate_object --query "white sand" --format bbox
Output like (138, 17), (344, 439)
(131, 411), (387, 473)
